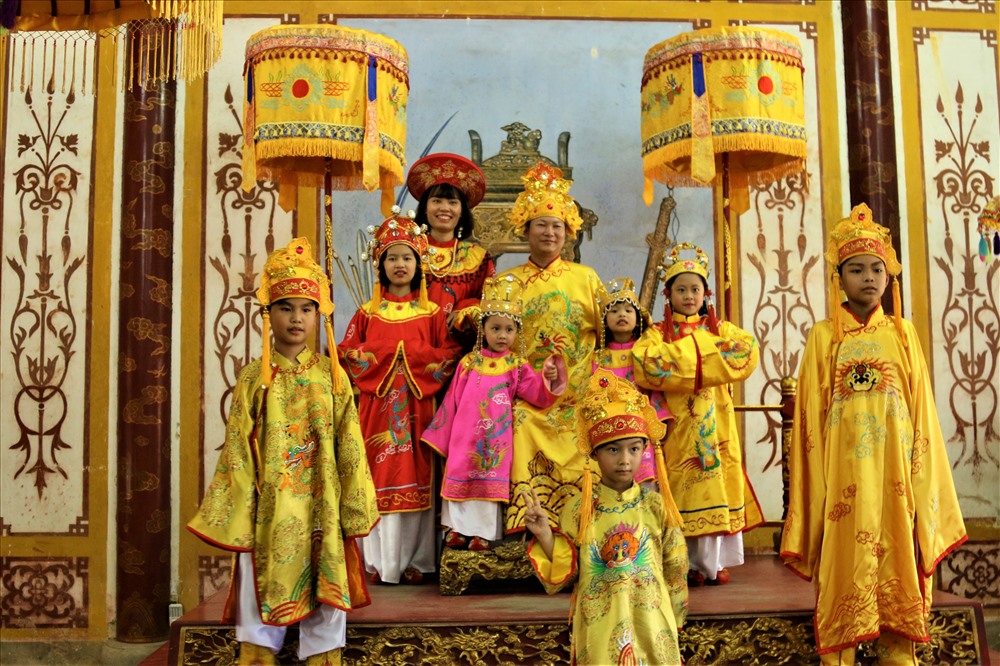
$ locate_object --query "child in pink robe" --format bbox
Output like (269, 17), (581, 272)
(592, 278), (673, 483)
(422, 274), (566, 550)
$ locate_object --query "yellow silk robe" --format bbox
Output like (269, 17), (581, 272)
(780, 306), (967, 653)
(528, 482), (689, 665)
(498, 258), (602, 532)
(633, 314), (764, 537)
(188, 349), (380, 626)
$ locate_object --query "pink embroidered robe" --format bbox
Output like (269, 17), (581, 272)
(422, 349), (566, 503)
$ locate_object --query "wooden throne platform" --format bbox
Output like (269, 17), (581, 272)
(164, 555), (991, 665)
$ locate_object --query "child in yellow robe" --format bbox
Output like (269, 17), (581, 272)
(780, 204), (966, 663)
(188, 238), (380, 666)
(633, 243), (764, 585)
(524, 369), (688, 666)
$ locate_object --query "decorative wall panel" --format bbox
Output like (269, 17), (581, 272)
(737, 21), (828, 522)
(0, 557), (89, 629)
(0, 39), (93, 536)
(913, 27), (999, 516)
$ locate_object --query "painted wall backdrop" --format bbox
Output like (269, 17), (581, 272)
(1, 0), (996, 644)
(176, 7), (844, 611)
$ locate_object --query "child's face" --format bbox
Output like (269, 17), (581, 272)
(383, 245), (417, 289)
(592, 436), (646, 493)
(483, 314), (517, 354)
(269, 297), (318, 358)
(840, 254), (888, 318)
(605, 302), (638, 341)
(669, 273), (705, 316)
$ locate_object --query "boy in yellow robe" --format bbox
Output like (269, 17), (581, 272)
(188, 238), (380, 666)
(780, 204), (967, 664)
(524, 369), (688, 665)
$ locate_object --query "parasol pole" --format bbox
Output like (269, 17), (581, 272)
(721, 153), (733, 324)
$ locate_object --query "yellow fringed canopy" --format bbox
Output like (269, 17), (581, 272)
(641, 27), (807, 213)
(240, 24), (409, 212)
(1, 0), (223, 94)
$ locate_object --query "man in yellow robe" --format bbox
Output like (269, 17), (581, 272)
(780, 205), (966, 663)
(496, 162), (604, 533)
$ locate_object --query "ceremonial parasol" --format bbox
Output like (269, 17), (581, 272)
(1, 0), (223, 93)
(240, 23), (409, 320)
(641, 26), (807, 318)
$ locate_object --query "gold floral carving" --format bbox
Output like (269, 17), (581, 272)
(438, 540), (536, 596)
(172, 607), (984, 664)
(344, 624), (570, 665)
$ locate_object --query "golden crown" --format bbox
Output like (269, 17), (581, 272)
(480, 274), (524, 323)
(508, 162), (584, 237)
(575, 369), (665, 457)
(825, 203), (901, 276)
(661, 242), (710, 284)
(596, 277), (651, 328)
(256, 237), (333, 315)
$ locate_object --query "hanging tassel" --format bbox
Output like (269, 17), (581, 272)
(891, 277), (907, 348)
(994, 231), (1000, 258)
(980, 234), (990, 263)
(830, 273), (843, 343)
(705, 290), (720, 335)
(576, 460), (594, 548)
(325, 317), (343, 393)
(418, 276), (429, 310)
(370, 283), (382, 312)
(260, 309), (273, 388)
(662, 296), (675, 343)
(654, 443), (683, 528)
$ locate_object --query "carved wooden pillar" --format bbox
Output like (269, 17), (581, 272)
(841, 0), (903, 313)
(115, 23), (176, 642)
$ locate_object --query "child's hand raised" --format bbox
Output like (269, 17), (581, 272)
(522, 488), (555, 559)
(543, 364), (558, 382)
(522, 489), (551, 537)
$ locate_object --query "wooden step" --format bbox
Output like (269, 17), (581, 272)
(168, 555), (992, 665)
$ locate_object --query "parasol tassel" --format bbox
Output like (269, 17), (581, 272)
(362, 55), (379, 192)
(690, 52), (715, 184)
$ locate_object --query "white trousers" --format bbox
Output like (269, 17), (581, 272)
(235, 552), (346, 659)
(361, 509), (436, 583)
(441, 500), (504, 540)
(687, 533), (745, 580)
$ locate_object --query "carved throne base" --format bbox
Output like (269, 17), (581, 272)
(438, 539), (538, 596)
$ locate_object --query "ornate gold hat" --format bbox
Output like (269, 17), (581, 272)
(596, 278), (651, 322)
(257, 237), (333, 315)
(573, 369), (680, 540)
(826, 203), (905, 344)
(661, 242), (710, 284)
(825, 203), (901, 276)
(480, 274), (524, 323)
(576, 369), (665, 457)
(256, 237), (342, 390)
(508, 162), (584, 237)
